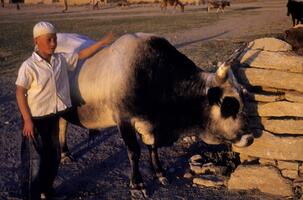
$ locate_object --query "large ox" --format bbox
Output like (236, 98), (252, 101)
(56, 33), (253, 198)
(287, 0), (303, 26)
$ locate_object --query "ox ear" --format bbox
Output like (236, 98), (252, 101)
(215, 62), (230, 84)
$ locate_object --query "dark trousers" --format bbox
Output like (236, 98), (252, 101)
(20, 115), (61, 200)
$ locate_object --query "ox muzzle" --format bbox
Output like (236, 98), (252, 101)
(232, 133), (254, 148)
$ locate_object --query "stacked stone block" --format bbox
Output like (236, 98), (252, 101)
(229, 37), (303, 198)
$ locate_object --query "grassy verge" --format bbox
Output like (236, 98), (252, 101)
(0, 10), (220, 70)
(0, 4), (280, 72)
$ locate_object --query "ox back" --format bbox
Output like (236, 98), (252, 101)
(127, 37), (209, 146)
(61, 33), (209, 147)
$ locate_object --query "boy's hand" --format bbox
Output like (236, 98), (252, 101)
(23, 118), (34, 138)
(102, 32), (114, 45)
(78, 32), (115, 60)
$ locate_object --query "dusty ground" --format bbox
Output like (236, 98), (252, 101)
(0, 0), (294, 199)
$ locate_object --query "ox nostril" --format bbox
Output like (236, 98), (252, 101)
(246, 136), (254, 146)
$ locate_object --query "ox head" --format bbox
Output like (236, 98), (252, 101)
(199, 62), (253, 148)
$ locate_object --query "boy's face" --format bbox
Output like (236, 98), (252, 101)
(35, 33), (57, 56)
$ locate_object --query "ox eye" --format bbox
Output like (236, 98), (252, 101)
(220, 97), (240, 118)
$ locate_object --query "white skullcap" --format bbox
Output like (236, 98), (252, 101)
(33, 21), (56, 38)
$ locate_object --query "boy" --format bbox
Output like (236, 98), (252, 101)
(16, 21), (113, 200)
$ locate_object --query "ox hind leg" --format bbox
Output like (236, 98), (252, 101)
(117, 120), (148, 198)
(147, 145), (169, 186)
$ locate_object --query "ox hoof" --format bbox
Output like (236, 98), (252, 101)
(158, 176), (169, 186)
(61, 152), (75, 164)
(130, 184), (149, 199)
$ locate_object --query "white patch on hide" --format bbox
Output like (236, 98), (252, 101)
(233, 134), (253, 147)
(132, 118), (155, 145)
(56, 33), (149, 127)
(78, 103), (116, 129)
(210, 105), (241, 140)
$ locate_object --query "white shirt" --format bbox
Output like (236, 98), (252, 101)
(15, 52), (78, 117)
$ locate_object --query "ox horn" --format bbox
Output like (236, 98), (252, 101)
(215, 43), (247, 84)
(215, 62), (230, 83)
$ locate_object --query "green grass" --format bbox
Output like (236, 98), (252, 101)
(0, 12), (219, 52)
(0, 4), (281, 72)
(0, 6), (260, 53)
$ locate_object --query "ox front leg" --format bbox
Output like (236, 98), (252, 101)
(59, 118), (74, 163)
(118, 121), (148, 199)
(147, 145), (168, 186)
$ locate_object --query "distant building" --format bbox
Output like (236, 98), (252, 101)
(3, 0), (202, 4)
(3, 0), (90, 5)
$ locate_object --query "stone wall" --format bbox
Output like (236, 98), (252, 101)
(230, 37), (303, 198)
(184, 38), (303, 199)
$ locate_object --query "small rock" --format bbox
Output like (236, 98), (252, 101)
(190, 165), (204, 175)
(193, 175), (225, 187)
(201, 163), (227, 175)
(190, 163), (227, 175)
(183, 172), (193, 179)
(259, 158), (276, 166)
(4, 121), (9, 125)
(189, 154), (203, 163)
